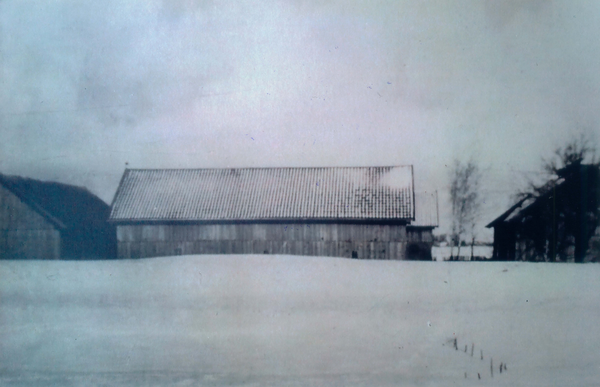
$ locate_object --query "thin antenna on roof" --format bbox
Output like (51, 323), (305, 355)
(435, 190), (439, 226)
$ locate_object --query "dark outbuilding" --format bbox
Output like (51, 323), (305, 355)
(487, 163), (600, 262)
(0, 174), (115, 259)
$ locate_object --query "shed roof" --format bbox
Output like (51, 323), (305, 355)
(410, 191), (439, 228)
(486, 178), (566, 228)
(109, 167), (415, 222)
(0, 173), (110, 230)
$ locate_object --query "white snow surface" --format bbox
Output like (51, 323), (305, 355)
(1, 255), (599, 386)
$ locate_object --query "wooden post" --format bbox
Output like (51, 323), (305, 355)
(464, 345), (467, 353)
(471, 343), (474, 357)
(454, 338), (458, 350)
(480, 349), (483, 360)
(490, 358), (493, 378)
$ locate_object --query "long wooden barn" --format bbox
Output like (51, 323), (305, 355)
(0, 173), (116, 259)
(109, 166), (433, 260)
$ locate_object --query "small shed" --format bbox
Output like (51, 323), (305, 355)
(0, 174), (115, 259)
(109, 166), (424, 260)
(406, 191), (439, 260)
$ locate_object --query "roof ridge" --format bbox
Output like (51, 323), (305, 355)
(124, 165), (413, 172)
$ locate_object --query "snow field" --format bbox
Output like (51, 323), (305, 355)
(1, 255), (599, 386)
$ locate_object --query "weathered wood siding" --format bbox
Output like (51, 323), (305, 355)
(407, 228), (433, 243)
(0, 184), (60, 259)
(116, 223), (407, 260)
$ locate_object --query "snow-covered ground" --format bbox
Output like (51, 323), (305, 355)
(1, 255), (599, 386)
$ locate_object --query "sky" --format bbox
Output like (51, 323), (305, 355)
(1, 0), (600, 238)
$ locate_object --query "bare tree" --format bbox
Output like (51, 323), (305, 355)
(542, 135), (596, 177)
(518, 135), (597, 198)
(449, 158), (482, 260)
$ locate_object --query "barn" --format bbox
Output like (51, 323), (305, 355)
(0, 173), (116, 259)
(108, 166), (435, 260)
(486, 163), (600, 262)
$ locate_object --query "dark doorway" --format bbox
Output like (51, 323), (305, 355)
(406, 243), (432, 260)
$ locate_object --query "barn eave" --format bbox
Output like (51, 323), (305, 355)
(108, 217), (412, 226)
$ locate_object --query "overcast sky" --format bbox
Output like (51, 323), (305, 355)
(1, 0), (599, 238)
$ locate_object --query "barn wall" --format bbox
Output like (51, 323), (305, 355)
(116, 223), (408, 260)
(407, 228), (433, 243)
(0, 184), (61, 259)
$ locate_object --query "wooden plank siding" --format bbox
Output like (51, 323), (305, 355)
(407, 228), (434, 243)
(0, 184), (61, 259)
(116, 223), (408, 260)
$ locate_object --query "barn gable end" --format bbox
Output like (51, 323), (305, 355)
(0, 174), (116, 259)
(0, 183), (61, 259)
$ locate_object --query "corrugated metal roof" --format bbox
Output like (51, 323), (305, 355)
(411, 191), (439, 227)
(109, 167), (414, 222)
